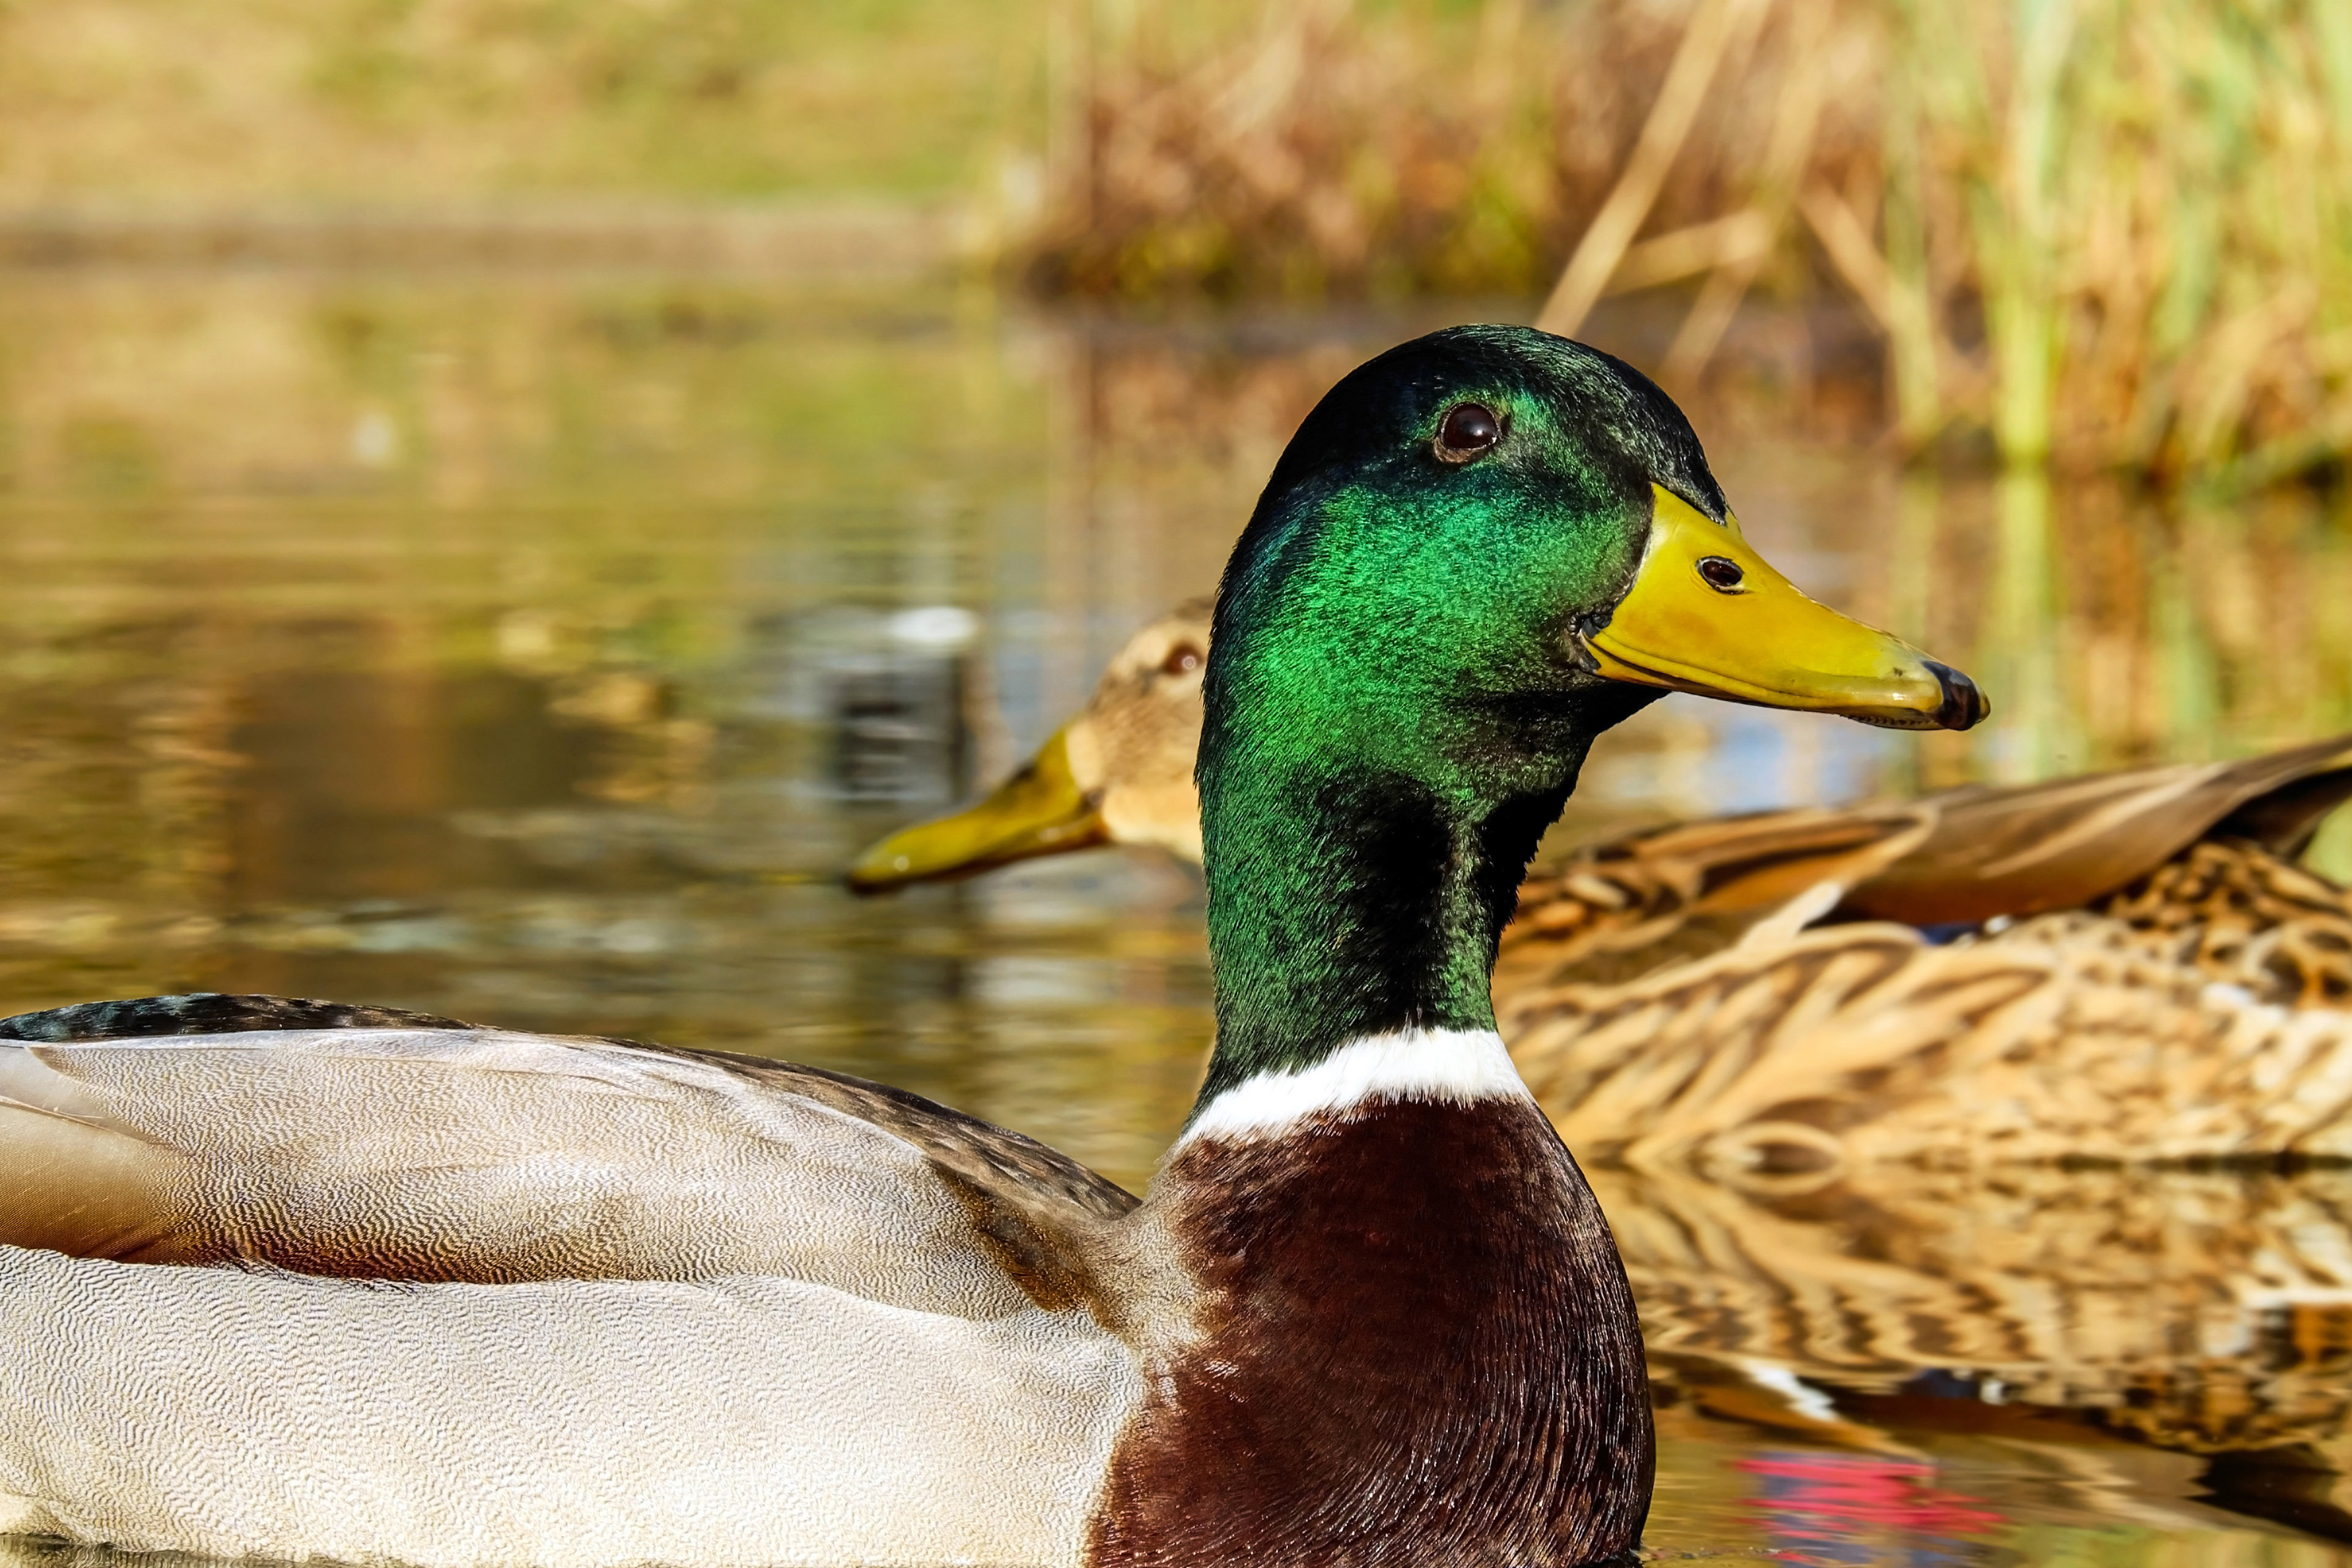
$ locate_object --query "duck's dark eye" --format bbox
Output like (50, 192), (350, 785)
(1434, 403), (1502, 464)
(1697, 556), (1746, 592)
(1159, 643), (1203, 677)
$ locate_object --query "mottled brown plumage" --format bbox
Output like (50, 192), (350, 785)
(1515, 889), (2352, 1175)
(1844, 733), (2352, 927)
(1501, 735), (2352, 992)
(2089, 837), (2352, 1006)
(1494, 802), (1936, 989)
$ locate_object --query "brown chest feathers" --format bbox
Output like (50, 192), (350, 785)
(1089, 1099), (1653, 1568)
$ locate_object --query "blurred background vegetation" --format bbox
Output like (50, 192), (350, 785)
(0, 0), (1043, 200)
(5, 0), (2347, 487)
(1030, 0), (2352, 487)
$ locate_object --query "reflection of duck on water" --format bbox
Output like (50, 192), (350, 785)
(854, 603), (2352, 1167)
(1604, 1164), (2352, 1454)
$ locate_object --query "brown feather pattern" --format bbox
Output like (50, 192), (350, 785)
(1512, 867), (2352, 1174)
(1502, 737), (2352, 996)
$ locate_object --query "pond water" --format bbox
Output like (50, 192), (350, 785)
(4, 268), (2352, 1566)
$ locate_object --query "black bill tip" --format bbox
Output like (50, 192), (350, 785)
(1924, 660), (1989, 731)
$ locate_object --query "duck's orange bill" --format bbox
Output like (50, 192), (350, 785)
(845, 725), (1107, 894)
(1586, 487), (1987, 731)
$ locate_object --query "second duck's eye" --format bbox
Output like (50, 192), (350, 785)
(1434, 403), (1502, 463)
(1159, 643), (1204, 677)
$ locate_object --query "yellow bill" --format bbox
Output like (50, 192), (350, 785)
(1586, 486), (1987, 731)
(845, 724), (1108, 894)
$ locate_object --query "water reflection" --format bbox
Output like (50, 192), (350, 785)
(1614, 1169), (2352, 1439)
(1, 271), (2351, 1562)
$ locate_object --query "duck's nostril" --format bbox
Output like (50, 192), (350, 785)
(1924, 660), (1989, 731)
(1696, 556), (1744, 592)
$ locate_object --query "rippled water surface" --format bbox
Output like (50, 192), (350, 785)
(7, 270), (2352, 1566)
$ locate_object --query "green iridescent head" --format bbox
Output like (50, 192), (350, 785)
(1196, 325), (1983, 1102)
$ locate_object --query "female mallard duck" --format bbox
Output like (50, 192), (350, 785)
(851, 601), (2352, 1171)
(0, 326), (1983, 1568)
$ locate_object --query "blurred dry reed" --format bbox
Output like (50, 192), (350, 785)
(1025, 0), (2352, 488)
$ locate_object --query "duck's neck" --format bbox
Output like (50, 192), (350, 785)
(1110, 729), (1654, 1566)
(1188, 746), (1589, 1120)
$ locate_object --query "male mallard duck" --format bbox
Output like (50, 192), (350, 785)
(0, 326), (1981, 1568)
(851, 606), (2352, 1169)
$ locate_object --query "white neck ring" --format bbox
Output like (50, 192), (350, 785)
(1175, 1027), (1529, 1148)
